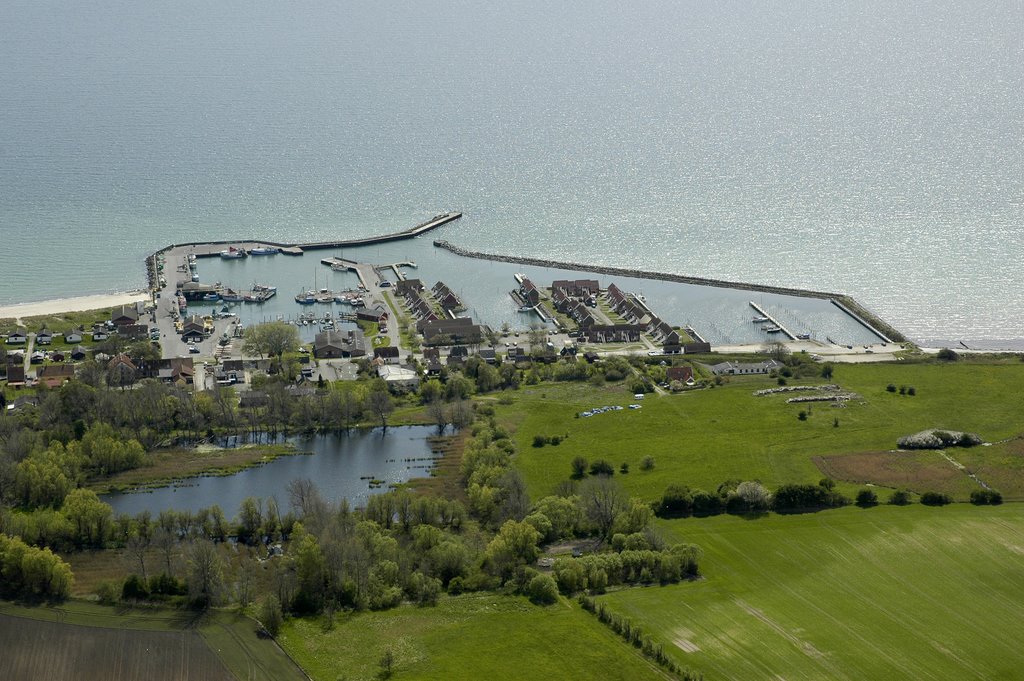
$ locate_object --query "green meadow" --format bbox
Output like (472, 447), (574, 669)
(278, 593), (667, 681)
(598, 504), (1024, 680)
(500, 362), (1024, 501)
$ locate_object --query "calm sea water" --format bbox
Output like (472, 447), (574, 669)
(1, 1), (1021, 346)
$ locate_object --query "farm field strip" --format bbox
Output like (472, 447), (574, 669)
(278, 593), (670, 681)
(600, 505), (1024, 680)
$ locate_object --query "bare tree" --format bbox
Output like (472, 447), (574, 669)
(578, 475), (627, 537)
(124, 532), (150, 580)
(186, 539), (224, 608)
(427, 398), (448, 433)
(365, 389), (394, 431)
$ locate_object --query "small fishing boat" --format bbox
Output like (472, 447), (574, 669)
(220, 289), (244, 303)
(202, 292), (221, 302)
(249, 246), (280, 256)
(220, 247), (247, 259)
(752, 316), (770, 323)
(796, 333), (811, 340)
(765, 325), (782, 333)
(295, 290), (316, 305)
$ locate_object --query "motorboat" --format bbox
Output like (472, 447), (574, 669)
(295, 290), (316, 305)
(752, 316), (770, 323)
(249, 246), (280, 256)
(220, 247), (247, 259)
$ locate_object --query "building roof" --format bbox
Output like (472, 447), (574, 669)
(377, 364), (419, 382)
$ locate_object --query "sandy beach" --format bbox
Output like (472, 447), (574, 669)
(0, 291), (149, 323)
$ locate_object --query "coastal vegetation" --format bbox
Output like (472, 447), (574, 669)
(3, 339), (1024, 680)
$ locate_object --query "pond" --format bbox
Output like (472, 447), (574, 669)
(101, 426), (440, 517)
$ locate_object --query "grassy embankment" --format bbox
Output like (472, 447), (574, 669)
(497, 361), (1024, 501)
(278, 593), (669, 681)
(0, 308), (114, 335)
(0, 600), (307, 681)
(599, 504), (1024, 680)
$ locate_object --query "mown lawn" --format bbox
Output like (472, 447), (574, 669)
(278, 593), (668, 681)
(600, 504), (1024, 681)
(500, 362), (1024, 501)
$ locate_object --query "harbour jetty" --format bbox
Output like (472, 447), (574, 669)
(432, 240), (905, 343)
(148, 212), (461, 264)
(748, 301), (796, 340)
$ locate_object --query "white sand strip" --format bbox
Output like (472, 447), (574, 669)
(0, 292), (149, 322)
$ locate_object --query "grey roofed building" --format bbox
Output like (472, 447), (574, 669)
(709, 359), (783, 375)
(314, 329), (366, 358)
(420, 317), (487, 345)
(111, 304), (141, 326)
(373, 346), (400, 363)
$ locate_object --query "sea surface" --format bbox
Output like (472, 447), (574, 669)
(1, 1), (1021, 346)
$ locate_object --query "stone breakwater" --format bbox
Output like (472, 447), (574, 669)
(433, 240), (905, 343)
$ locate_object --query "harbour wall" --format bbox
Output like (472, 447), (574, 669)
(432, 240), (906, 343)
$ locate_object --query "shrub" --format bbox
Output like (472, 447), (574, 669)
(888, 489), (912, 505)
(690, 489), (722, 516)
(969, 489), (1003, 505)
(920, 491), (952, 506)
(619, 463), (629, 474)
(797, 410), (808, 421)
(526, 574), (559, 605)
(589, 459), (615, 476)
(886, 383), (897, 393)
(258, 595), (283, 637)
(772, 483), (846, 511)
(655, 485), (693, 518)
(570, 456), (588, 479)
(907, 386), (916, 396)
(937, 348), (959, 361)
(855, 488), (878, 507)
(639, 456), (655, 471)
(532, 435), (547, 448)
(122, 574), (150, 601)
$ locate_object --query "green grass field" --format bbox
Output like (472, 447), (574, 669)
(599, 504), (1024, 680)
(278, 593), (669, 681)
(500, 363), (1024, 501)
(0, 601), (307, 681)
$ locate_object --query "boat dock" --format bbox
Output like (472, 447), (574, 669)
(685, 326), (707, 344)
(375, 261), (417, 282)
(319, 257), (377, 290)
(748, 302), (796, 340)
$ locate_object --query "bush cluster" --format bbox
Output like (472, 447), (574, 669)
(969, 489), (1003, 505)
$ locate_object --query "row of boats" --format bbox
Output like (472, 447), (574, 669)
(219, 246), (280, 259)
(178, 283), (277, 311)
(294, 288), (366, 306)
(751, 316), (811, 339)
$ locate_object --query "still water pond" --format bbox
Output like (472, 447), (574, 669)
(102, 426), (438, 517)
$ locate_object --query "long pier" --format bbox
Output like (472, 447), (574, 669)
(831, 299), (892, 343)
(150, 212), (461, 263)
(748, 301), (796, 341)
(432, 239), (906, 343)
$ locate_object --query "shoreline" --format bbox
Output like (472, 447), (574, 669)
(0, 291), (150, 322)
(4, 217), (1022, 351)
